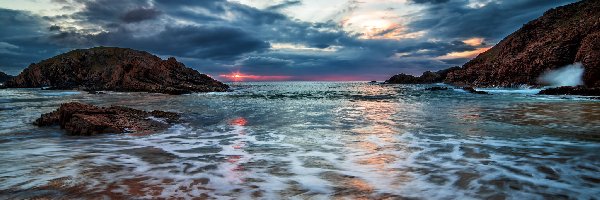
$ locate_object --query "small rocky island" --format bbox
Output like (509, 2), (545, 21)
(386, 0), (600, 96)
(3, 47), (229, 94)
(35, 102), (180, 135)
(385, 67), (460, 84)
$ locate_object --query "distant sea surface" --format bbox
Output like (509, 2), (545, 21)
(1, 82), (599, 199)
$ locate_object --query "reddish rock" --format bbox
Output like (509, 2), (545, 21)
(4, 47), (229, 94)
(445, 0), (600, 87)
(34, 102), (180, 135)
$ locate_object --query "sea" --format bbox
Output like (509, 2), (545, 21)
(0, 82), (599, 199)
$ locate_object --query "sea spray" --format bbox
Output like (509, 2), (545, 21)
(538, 63), (584, 86)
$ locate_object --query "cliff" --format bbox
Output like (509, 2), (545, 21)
(4, 47), (229, 94)
(444, 0), (600, 87)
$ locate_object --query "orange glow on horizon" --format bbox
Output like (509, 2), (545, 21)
(219, 72), (292, 81)
(217, 72), (386, 82)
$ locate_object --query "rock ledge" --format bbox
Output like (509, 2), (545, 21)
(35, 102), (180, 135)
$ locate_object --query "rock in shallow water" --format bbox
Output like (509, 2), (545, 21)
(34, 102), (180, 135)
(462, 87), (489, 95)
(538, 86), (600, 96)
(425, 86), (449, 91)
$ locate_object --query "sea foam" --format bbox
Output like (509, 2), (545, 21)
(538, 63), (584, 87)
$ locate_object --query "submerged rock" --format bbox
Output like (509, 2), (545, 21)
(4, 47), (229, 94)
(445, 0), (600, 87)
(34, 102), (180, 135)
(462, 87), (489, 95)
(538, 86), (600, 96)
(425, 86), (449, 91)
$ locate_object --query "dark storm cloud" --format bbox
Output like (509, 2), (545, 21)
(267, 0), (302, 10)
(91, 25), (270, 59)
(407, 0), (576, 42)
(72, 0), (157, 26)
(120, 8), (162, 23)
(48, 25), (61, 31)
(238, 57), (294, 68)
(0, 0), (580, 80)
(409, 0), (450, 4)
(0, 9), (68, 75)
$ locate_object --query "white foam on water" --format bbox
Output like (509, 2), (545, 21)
(39, 91), (82, 96)
(2, 83), (599, 199)
(477, 88), (542, 95)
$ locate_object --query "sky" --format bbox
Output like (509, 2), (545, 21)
(0, 0), (577, 81)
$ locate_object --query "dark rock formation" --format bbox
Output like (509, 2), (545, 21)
(538, 86), (600, 96)
(425, 86), (449, 91)
(4, 47), (229, 94)
(445, 0), (600, 87)
(35, 102), (180, 135)
(462, 87), (489, 95)
(386, 67), (460, 84)
(0, 71), (13, 83)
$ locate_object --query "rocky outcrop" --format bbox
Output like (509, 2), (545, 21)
(4, 47), (229, 94)
(35, 102), (180, 135)
(538, 86), (600, 96)
(462, 87), (489, 95)
(0, 71), (12, 83)
(386, 67), (460, 84)
(445, 0), (600, 87)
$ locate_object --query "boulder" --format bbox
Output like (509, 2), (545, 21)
(425, 86), (449, 91)
(538, 86), (600, 96)
(462, 87), (489, 95)
(35, 102), (180, 135)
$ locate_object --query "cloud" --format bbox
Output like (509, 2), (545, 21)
(0, 0), (580, 80)
(120, 8), (162, 23)
(266, 0), (302, 10)
(409, 0), (450, 4)
(407, 0), (576, 42)
(88, 25), (270, 59)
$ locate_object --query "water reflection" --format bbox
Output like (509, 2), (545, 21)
(0, 83), (599, 199)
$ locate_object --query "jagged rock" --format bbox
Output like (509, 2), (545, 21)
(462, 87), (489, 95)
(0, 71), (13, 83)
(386, 67), (460, 84)
(4, 47), (229, 94)
(34, 102), (180, 135)
(538, 86), (600, 96)
(445, 0), (600, 87)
